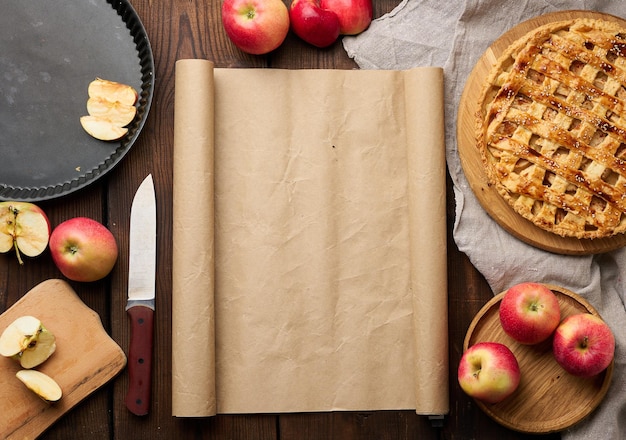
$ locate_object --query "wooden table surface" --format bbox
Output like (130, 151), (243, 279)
(0, 1), (563, 439)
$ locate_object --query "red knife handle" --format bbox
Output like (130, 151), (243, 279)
(125, 305), (154, 416)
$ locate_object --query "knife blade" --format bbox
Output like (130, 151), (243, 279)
(125, 174), (156, 416)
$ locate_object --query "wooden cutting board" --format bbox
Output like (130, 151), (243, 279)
(457, 10), (626, 255)
(0, 279), (126, 440)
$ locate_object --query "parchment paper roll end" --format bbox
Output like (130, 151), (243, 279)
(405, 67), (450, 416)
(172, 58), (217, 417)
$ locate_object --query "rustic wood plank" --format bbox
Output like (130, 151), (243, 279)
(279, 411), (439, 440)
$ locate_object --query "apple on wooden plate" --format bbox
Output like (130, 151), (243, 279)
(553, 313), (615, 377)
(457, 341), (521, 404)
(499, 282), (561, 345)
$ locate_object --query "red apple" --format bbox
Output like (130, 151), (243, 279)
(458, 342), (520, 404)
(222, 0), (290, 55)
(553, 313), (615, 377)
(0, 202), (50, 265)
(49, 217), (118, 282)
(499, 282), (561, 345)
(289, 0), (340, 48)
(319, 0), (372, 35)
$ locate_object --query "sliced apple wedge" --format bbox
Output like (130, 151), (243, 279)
(16, 369), (63, 402)
(88, 77), (138, 106)
(0, 315), (42, 357)
(87, 96), (137, 126)
(0, 201), (50, 265)
(80, 115), (129, 141)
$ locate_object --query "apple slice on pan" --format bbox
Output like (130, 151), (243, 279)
(80, 116), (129, 141)
(88, 78), (138, 106)
(87, 97), (137, 127)
(81, 78), (138, 141)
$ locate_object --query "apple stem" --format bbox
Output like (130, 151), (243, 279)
(14, 244), (24, 265)
(7, 205), (24, 265)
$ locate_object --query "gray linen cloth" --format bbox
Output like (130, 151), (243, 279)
(343, 1), (626, 438)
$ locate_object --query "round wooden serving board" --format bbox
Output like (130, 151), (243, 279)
(463, 284), (613, 434)
(457, 10), (626, 255)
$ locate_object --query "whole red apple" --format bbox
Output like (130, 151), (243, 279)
(319, 0), (372, 35)
(49, 217), (118, 282)
(222, 0), (290, 55)
(553, 313), (615, 377)
(289, 0), (340, 48)
(458, 342), (520, 404)
(499, 282), (561, 345)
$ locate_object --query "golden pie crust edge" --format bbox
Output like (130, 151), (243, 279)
(476, 18), (626, 239)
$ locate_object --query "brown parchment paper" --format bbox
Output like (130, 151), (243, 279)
(172, 59), (448, 417)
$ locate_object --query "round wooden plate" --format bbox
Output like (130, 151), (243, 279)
(457, 10), (626, 255)
(463, 284), (614, 434)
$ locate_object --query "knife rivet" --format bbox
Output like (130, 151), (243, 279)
(138, 318), (144, 324)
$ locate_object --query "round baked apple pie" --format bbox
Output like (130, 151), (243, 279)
(477, 18), (626, 239)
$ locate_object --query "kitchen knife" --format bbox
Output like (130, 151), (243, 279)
(125, 174), (156, 416)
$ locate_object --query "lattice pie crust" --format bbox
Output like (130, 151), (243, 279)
(477, 18), (626, 239)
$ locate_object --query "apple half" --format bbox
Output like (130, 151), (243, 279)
(16, 369), (63, 403)
(0, 201), (51, 265)
(0, 315), (56, 368)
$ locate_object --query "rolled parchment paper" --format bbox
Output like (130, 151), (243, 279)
(172, 61), (448, 416)
(405, 68), (449, 415)
(172, 59), (216, 417)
